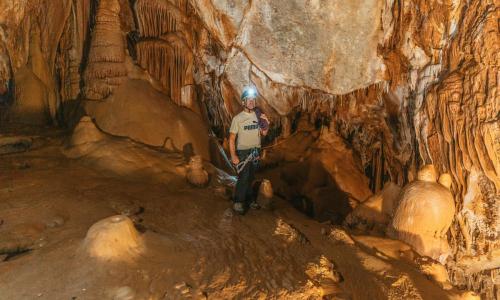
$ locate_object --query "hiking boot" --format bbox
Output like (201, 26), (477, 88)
(249, 201), (261, 210)
(233, 202), (245, 214)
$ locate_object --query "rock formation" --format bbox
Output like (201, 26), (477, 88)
(83, 0), (127, 100)
(69, 115), (106, 146)
(186, 155), (209, 187)
(389, 165), (456, 262)
(345, 182), (401, 229)
(257, 179), (274, 210)
(84, 78), (210, 159)
(134, 0), (194, 106)
(83, 215), (143, 261)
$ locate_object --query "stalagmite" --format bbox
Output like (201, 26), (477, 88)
(83, 0), (127, 100)
(186, 155), (209, 187)
(345, 182), (401, 228)
(257, 179), (274, 210)
(69, 115), (105, 146)
(83, 215), (143, 261)
(438, 173), (453, 190)
(389, 165), (456, 262)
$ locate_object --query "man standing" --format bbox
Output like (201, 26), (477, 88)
(229, 87), (269, 214)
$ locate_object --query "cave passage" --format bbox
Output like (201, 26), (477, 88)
(0, 0), (498, 299)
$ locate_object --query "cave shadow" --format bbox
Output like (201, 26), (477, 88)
(272, 159), (353, 225)
(350, 233), (457, 299)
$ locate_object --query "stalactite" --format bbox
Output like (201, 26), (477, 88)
(133, 0), (195, 106)
(134, 0), (186, 38)
(135, 36), (192, 105)
(83, 0), (127, 100)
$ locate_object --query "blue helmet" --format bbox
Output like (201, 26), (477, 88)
(241, 86), (258, 101)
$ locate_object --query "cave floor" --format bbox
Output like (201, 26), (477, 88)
(0, 128), (458, 299)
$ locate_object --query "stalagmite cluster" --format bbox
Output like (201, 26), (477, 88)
(83, 0), (127, 100)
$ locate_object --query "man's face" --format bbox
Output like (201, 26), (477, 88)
(244, 97), (256, 110)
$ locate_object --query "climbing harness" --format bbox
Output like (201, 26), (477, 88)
(235, 148), (260, 174)
(233, 129), (302, 174)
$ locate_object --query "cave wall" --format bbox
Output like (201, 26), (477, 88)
(0, 0), (498, 295)
(0, 0), (91, 124)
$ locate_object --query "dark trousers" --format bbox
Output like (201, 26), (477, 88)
(234, 148), (260, 204)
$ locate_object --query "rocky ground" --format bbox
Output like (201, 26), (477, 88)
(0, 127), (475, 299)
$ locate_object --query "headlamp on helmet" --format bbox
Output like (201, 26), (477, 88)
(241, 87), (257, 101)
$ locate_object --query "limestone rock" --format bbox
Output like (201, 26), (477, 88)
(234, 0), (386, 95)
(306, 255), (342, 285)
(0, 223), (43, 255)
(109, 286), (136, 300)
(273, 219), (309, 245)
(190, 0), (248, 48)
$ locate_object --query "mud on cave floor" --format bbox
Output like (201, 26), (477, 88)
(0, 129), (461, 299)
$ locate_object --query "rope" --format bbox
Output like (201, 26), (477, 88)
(261, 130), (301, 150)
(235, 148), (260, 174)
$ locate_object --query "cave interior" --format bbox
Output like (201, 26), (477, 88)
(0, 0), (498, 299)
